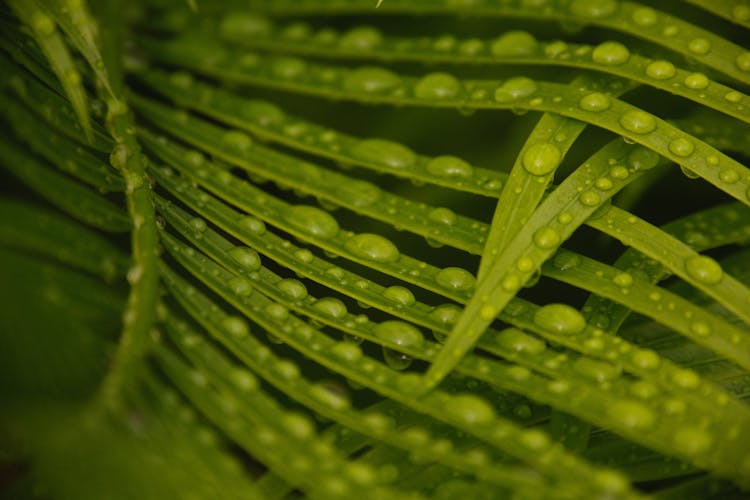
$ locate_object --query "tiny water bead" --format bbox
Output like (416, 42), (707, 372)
(579, 92), (611, 112)
(490, 30), (538, 56)
(522, 143), (561, 176)
(425, 155), (473, 178)
(435, 267), (476, 291)
(683, 73), (709, 89)
(495, 328), (546, 355)
(414, 72), (461, 99)
(533, 227), (561, 249)
(343, 66), (401, 93)
(374, 320), (424, 348)
(383, 285), (416, 306)
(345, 233), (399, 263)
(534, 303), (587, 335)
(286, 205), (339, 239)
(668, 138), (695, 157)
(351, 139), (416, 169)
(619, 110), (657, 134)
(493, 77), (538, 103)
(591, 41), (630, 66)
(645, 60), (676, 80)
(685, 255), (723, 284)
(228, 246), (261, 270)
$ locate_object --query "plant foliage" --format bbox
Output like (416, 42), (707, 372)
(2, 1), (750, 498)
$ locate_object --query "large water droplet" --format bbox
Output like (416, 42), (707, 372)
(339, 26), (382, 50)
(668, 137), (694, 157)
(428, 207), (457, 225)
(495, 328), (546, 355)
(687, 38), (711, 55)
(534, 303), (586, 335)
(579, 92), (611, 112)
(685, 255), (723, 284)
(286, 205), (340, 239)
(631, 7), (657, 26)
(494, 77), (538, 103)
(522, 144), (561, 176)
(608, 400), (655, 429)
(449, 394), (495, 425)
(313, 297), (348, 319)
(425, 155), (473, 178)
(435, 267), (476, 291)
(414, 72), (461, 99)
(383, 285), (415, 306)
(277, 278), (308, 301)
(683, 73), (709, 89)
(345, 233), (400, 262)
(382, 347), (412, 370)
(351, 139), (416, 169)
(228, 246), (261, 270)
(592, 41), (630, 65)
(375, 320), (424, 348)
(619, 110), (657, 134)
(570, 0), (618, 18)
(490, 31), (538, 56)
(343, 66), (401, 93)
(533, 227), (561, 249)
(645, 60), (676, 80)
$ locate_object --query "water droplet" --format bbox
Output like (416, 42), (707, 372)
(414, 72), (461, 99)
(428, 207), (457, 225)
(227, 247), (261, 271)
(449, 394), (495, 425)
(522, 144), (561, 176)
(533, 227), (561, 249)
(592, 41), (630, 66)
(313, 297), (348, 319)
(375, 320), (424, 348)
(339, 26), (382, 50)
(337, 179), (382, 207)
(238, 215), (266, 234)
(724, 91), (743, 103)
(311, 383), (350, 410)
(343, 66), (401, 93)
(490, 31), (538, 56)
(265, 303), (289, 322)
(579, 92), (611, 112)
(345, 233), (399, 262)
(222, 316), (249, 338)
(683, 73), (709, 89)
(189, 216), (207, 232)
(580, 190), (601, 207)
(219, 13), (272, 39)
(382, 347), (412, 370)
(645, 60), (676, 80)
(425, 155), (473, 178)
(552, 252), (580, 270)
(627, 146), (660, 171)
(613, 272), (633, 287)
(271, 57), (307, 79)
(631, 7), (657, 26)
(331, 342), (363, 362)
(351, 139), (416, 169)
(685, 255), (723, 284)
(668, 137), (694, 157)
(719, 169), (739, 183)
(383, 286), (415, 306)
(277, 278), (307, 300)
(494, 77), (538, 103)
(242, 100), (285, 126)
(286, 205), (339, 239)
(608, 400), (655, 429)
(674, 426), (712, 455)
(228, 275), (252, 296)
(496, 328), (546, 355)
(619, 110), (657, 134)
(574, 357), (621, 382)
(687, 38), (711, 55)
(32, 12), (55, 36)
(534, 303), (586, 335)
(436, 267), (476, 291)
(736, 52), (750, 72)
(222, 130), (253, 150)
